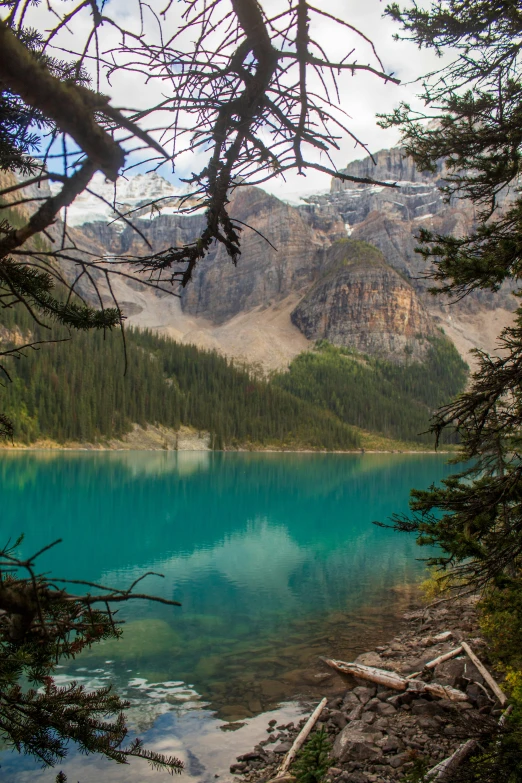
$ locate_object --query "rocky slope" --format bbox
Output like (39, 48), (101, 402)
(181, 187), (333, 323)
(291, 240), (435, 363)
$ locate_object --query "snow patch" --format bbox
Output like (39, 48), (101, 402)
(52, 171), (196, 227)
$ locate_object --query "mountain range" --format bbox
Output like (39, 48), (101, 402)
(69, 145), (516, 372)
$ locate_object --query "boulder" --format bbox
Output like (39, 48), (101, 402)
(331, 723), (383, 763)
(347, 704), (364, 721)
(371, 702), (397, 717)
(273, 742), (292, 754)
(353, 651), (386, 668)
(387, 752), (410, 769)
(343, 692), (361, 709)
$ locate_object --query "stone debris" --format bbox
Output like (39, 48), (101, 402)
(230, 595), (505, 783)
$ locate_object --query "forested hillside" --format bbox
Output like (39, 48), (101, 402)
(0, 293), (468, 450)
(0, 305), (359, 450)
(273, 338), (468, 444)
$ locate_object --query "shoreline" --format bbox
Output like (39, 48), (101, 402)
(230, 593), (502, 783)
(0, 446), (455, 455)
(0, 423), (459, 456)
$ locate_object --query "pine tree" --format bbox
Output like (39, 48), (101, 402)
(379, 3), (522, 776)
(380, 0), (522, 587)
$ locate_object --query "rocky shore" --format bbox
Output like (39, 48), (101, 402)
(230, 595), (503, 783)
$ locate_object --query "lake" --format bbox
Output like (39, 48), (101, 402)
(0, 451), (455, 782)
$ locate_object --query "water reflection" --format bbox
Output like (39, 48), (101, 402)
(0, 452), (457, 782)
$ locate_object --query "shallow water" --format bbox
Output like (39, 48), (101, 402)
(0, 451), (456, 781)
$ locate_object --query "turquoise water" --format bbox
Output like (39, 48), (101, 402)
(0, 451), (455, 782)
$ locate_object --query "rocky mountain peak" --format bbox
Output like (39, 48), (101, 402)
(54, 170), (193, 227)
(291, 239), (435, 363)
(332, 147), (443, 190)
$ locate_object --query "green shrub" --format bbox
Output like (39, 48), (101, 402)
(292, 729), (331, 783)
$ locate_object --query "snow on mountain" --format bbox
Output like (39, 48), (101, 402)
(54, 171), (194, 227)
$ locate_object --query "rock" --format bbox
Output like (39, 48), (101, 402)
(273, 742), (292, 754)
(433, 631), (453, 643)
(366, 698), (397, 717)
(382, 736), (402, 754)
(466, 682), (491, 708)
(342, 774), (369, 783)
(331, 724), (383, 763)
(360, 712), (375, 724)
(230, 763), (248, 773)
(417, 717), (440, 731)
(237, 752), (267, 762)
(329, 710), (348, 730)
(353, 688), (376, 706)
(377, 690), (397, 701)
(387, 752), (410, 769)
(409, 697), (431, 711)
(434, 658), (467, 687)
(343, 692), (362, 709)
(291, 240), (436, 363)
(314, 673), (334, 685)
(354, 652), (385, 668)
(347, 704), (364, 721)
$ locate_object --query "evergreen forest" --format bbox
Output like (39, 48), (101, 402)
(0, 301), (468, 450)
(273, 337), (469, 445)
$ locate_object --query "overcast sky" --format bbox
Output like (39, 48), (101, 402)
(14, 0), (443, 199)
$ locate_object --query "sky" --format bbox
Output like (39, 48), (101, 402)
(10, 0), (444, 199)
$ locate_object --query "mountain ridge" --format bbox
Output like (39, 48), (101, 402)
(47, 147), (518, 371)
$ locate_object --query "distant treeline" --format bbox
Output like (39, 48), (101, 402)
(272, 338), (468, 444)
(0, 305), (359, 450)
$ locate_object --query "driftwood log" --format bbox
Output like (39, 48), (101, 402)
(277, 697), (327, 775)
(426, 705), (513, 781)
(426, 739), (477, 781)
(461, 641), (507, 706)
(323, 659), (468, 701)
(406, 646), (464, 680)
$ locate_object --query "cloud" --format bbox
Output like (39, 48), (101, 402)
(11, 0), (446, 196)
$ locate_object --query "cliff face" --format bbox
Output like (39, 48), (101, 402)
(291, 240), (435, 363)
(298, 146), (517, 364)
(62, 146), (515, 370)
(181, 187), (329, 323)
(302, 148), (447, 228)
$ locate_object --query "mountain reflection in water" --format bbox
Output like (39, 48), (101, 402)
(0, 452), (457, 782)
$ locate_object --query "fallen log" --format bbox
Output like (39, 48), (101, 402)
(426, 704), (513, 781)
(323, 658), (468, 701)
(425, 739), (477, 781)
(461, 641), (507, 706)
(323, 659), (406, 690)
(406, 646), (464, 680)
(277, 697), (327, 776)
